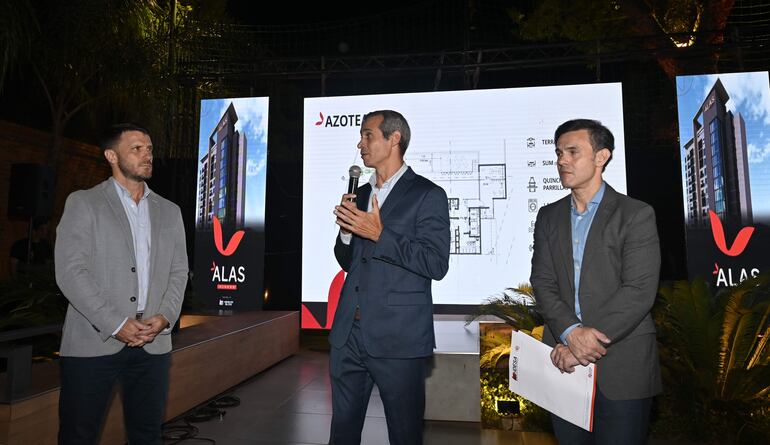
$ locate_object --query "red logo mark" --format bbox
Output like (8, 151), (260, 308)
(301, 270), (345, 329)
(315, 112), (324, 126)
(708, 210), (754, 257)
(213, 215), (245, 256)
(713, 262), (720, 275)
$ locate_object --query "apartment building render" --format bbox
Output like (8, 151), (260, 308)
(197, 102), (247, 229)
(683, 78), (752, 227)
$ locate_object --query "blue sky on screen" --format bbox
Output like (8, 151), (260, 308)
(676, 72), (770, 219)
(198, 97), (269, 226)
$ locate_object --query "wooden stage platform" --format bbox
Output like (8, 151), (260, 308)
(0, 311), (299, 444)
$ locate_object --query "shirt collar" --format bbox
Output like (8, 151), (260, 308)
(570, 181), (606, 213)
(111, 177), (151, 201)
(369, 162), (408, 190)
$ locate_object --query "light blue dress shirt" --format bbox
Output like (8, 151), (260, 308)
(111, 178), (152, 334)
(560, 181), (606, 344)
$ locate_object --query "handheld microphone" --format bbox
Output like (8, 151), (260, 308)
(347, 165), (362, 202)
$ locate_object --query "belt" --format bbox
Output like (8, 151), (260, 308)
(135, 312), (144, 320)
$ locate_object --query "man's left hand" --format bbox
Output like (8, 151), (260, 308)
(565, 326), (610, 366)
(334, 195), (383, 242)
(550, 344), (580, 373)
(136, 315), (170, 343)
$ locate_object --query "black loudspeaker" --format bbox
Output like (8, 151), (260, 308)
(8, 163), (55, 218)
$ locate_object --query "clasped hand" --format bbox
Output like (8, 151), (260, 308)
(334, 193), (383, 242)
(115, 315), (169, 348)
(551, 326), (611, 373)
(565, 326), (611, 366)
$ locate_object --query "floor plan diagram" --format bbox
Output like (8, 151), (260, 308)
(412, 151), (507, 255)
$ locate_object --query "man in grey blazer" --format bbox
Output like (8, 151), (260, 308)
(531, 119), (661, 444)
(55, 123), (188, 444)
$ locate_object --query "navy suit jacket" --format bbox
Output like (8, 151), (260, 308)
(530, 184), (662, 399)
(329, 167), (450, 359)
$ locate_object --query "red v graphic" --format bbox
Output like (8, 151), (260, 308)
(213, 216), (245, 256)
(709, 210), (754, 257)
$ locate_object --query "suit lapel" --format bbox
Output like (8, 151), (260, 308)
(356, 184), (371, 212)
(147, 193), (161, 295)
(582, 185), (618, 271)
(102, 180), (136, 260)
(556, 197), (575, 292)
(378, 167), (416, 221)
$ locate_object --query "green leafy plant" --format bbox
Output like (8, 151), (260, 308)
(653, 275), (770, 442)
(467, 284), (543, 334)
(473, 284), (549, 431)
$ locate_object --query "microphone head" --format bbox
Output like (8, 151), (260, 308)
(349, 165), (362, 178)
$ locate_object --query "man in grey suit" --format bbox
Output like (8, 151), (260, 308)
(530, 119), (661, 444)
(55, 123), (188, 444)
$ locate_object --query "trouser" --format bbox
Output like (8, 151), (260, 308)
(58, 347), (171, 445)
(551, 387), (652, 445)
(329, 320), (428, 445)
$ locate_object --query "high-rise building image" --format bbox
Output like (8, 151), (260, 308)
(683, 79), (752, 227)
(197, 102), (247, 228)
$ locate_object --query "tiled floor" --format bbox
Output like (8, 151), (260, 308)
(164, 334), (557, 445)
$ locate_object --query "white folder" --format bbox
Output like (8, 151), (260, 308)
(508, 330), (597, 431)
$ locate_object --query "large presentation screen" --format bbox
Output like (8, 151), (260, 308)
(676, 72), (770, 288)
(193, 97), (269, 312)
(302, 84), (627, 328)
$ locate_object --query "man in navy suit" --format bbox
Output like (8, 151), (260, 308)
(330, 110), (450, 445)
(531, 119), (661, 444)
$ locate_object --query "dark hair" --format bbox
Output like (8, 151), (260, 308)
(362, 110), (411, 156)
(100, 123), (150, 152)
(554, 119), (615, 170)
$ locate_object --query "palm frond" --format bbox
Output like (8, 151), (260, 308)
(466, 284), (542, 331)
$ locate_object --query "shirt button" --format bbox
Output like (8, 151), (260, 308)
(130, 296), (137, 302)
(131, 267), (136, 272)
(362, 258), (367, 263)
(355, 286), (359, 291)
(574, 239), (579, 244)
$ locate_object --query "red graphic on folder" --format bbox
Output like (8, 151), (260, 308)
(315, 112), (325, 126)
(212, 215), (245, 256)
(708, 210), (754, 257)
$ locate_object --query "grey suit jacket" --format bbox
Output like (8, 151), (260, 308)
(530, 184), (662, 399)
(55, 179), (189, 357)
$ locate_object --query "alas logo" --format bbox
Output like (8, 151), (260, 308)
(314, 112), (364, 128)
(213, 215), (244, 256)
(708, 210), (759, 287)
(708, 210), (754, 256)
(211, 215), (246, 290)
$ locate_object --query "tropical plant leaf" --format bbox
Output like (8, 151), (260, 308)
(480, 344), (511, 369)
(467, 284), (543, 331)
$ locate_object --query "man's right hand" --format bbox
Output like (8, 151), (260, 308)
(115, 318), (148, 347)
(565, 326), (611, 366)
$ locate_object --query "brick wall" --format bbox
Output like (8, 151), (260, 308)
(0, 121), (109, 280)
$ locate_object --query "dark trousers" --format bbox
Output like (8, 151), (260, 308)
(329, 321), (427, 445)
(551, 387), (652, 445)
(58, 347), (171, 445)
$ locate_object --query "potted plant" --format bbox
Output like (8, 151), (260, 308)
(468, 284), (550, 431)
